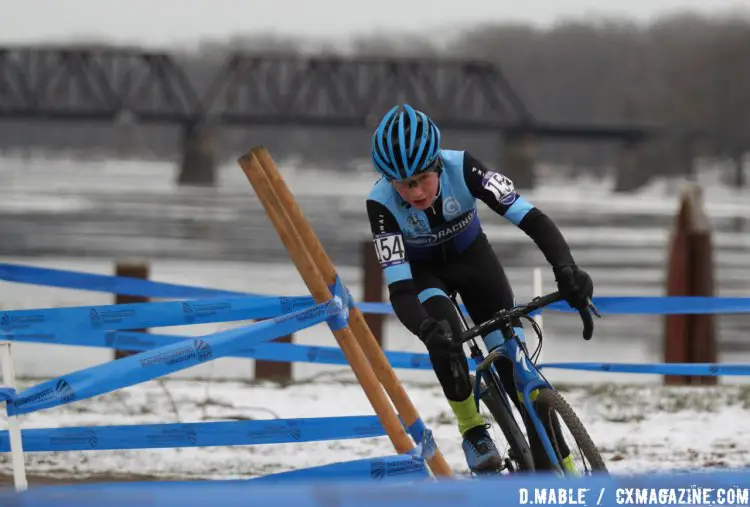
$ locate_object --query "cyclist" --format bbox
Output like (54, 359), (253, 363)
(365, 104), (593, 474)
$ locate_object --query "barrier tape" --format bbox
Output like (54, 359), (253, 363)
(6, 330), (750, 377)
(0, 294), (316, 338)
(5, 263), (750, 316)
(6, 299), (342, 416)
(4, 329), (435, 370)
(0, 416), (385, 453)
(0, 387), (15, 403)
(0, 263), (251, 299)
(538, 362), (750, 376)
(359, 296), (750, 315)
(405, 418), (437, 460)
(326, 275), (352, 332)
(251, 454), (428, 484)
(1, 469), (749, 507)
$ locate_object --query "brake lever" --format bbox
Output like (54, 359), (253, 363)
(588, 299), (602, 319)
(579, 298), (601, 341)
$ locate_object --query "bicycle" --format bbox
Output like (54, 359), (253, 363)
(447, 290), (608, 477)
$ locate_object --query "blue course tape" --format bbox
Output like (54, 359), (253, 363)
(4, 329), (437, 370)
(0, 387), (15, 403)
(546, 296), (750, 315)
(326, 275), (352, 331)
(7, 300), (339, 416)
(7, 330), (750, 377)
(252, 454), (428, 484)
(2, 470), (749, 507)
(538, 362), (750, 376)
(6, 263), (750, 316)
(359, 296), (750, 316)
(405, 418), (437, 460)
(0, 416), (385, 452)
(0, 263), (252, 299)
(0, 294), (316, 338)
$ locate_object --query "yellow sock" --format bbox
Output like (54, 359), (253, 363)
(562, 454), (580, 475)
(448, 394), (485, 436)
(516, 388), (540, 403)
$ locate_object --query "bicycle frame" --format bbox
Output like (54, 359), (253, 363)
(470, 330), (565, 475)
(450, 293), (567, 475)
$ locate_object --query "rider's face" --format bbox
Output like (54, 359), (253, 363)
(391, 171), (439, 210)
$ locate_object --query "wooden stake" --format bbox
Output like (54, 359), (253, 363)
(237, 152), (417, 458)
(250, 145), (453, 477)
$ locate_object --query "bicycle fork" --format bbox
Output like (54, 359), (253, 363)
(476, 336), (566, 476)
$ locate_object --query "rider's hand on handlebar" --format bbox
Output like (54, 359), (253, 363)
(419, 319), (462, 354)
(553, 264), (594, 311)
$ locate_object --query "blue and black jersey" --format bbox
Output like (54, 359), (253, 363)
(365, 149), (574, 336)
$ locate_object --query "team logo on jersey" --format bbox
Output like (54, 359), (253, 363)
(406, 214), (429, 234)
(406, 209), (476, 247)
(442, 197), (461, 217)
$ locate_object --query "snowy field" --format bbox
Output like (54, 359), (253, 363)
(1, 378), (749, 484)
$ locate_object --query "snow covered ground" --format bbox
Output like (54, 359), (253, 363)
(1, 378), (748, 483)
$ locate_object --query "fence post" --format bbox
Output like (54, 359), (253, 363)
(0, 341), (28, 491)
(686, 187), (716, 386)
(254, 326), (293, 382)
(663, 183), (716, 386)
(114, 260), (149, 360)
(362, 240), (384, 347)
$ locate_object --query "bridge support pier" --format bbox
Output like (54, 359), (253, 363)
(501, 132), (536, 190)
(178, 121), (217, 186)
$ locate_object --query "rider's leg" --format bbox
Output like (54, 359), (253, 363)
(419, 289), (480, 428)
(453, 238), (570, 470)
(411, 267), (502, 472)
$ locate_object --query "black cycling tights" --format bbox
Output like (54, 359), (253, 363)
(412, 237), (568, 468)
(410, 238), (518, 402)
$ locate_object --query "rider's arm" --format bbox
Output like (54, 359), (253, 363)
(462, 151), (575, 269)
(365, 199), (430, 336)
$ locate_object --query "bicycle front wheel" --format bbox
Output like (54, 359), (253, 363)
(533, 388), (608, 475)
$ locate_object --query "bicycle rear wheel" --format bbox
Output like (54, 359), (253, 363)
(533, 388), (608, 475)
(472, 374), (535, 473)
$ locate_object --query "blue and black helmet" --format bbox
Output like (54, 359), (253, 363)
(371, 104), (442, 181)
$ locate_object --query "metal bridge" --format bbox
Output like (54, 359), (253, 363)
(0, 46), (653, 140)
(0, 46), (659, 185)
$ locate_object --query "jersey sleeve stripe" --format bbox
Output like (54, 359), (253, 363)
(384, 263), (413, 285)
(417, 287), (449, 303)
(504, 196), (535, 225)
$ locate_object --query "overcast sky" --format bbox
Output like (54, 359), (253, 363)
(2, 0), (749, 49)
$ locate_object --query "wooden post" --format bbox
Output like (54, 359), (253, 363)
(248, 146), (453, 477)
(686, 186), (716, 386)
(114, 260), (149, 360)
(664, 199), (691, 385)
(663, 183), (716, 386)
(254, 323), (293, 382)
(362, 240), (384, 347)
(237, 152), (419, 463)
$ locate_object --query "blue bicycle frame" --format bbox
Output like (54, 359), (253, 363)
(452, 290), (597, 476)
(470, 332), (565, 474)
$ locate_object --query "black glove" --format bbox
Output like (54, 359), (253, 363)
(418, 318), (460, 354)
(554, 265), (593, 310)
